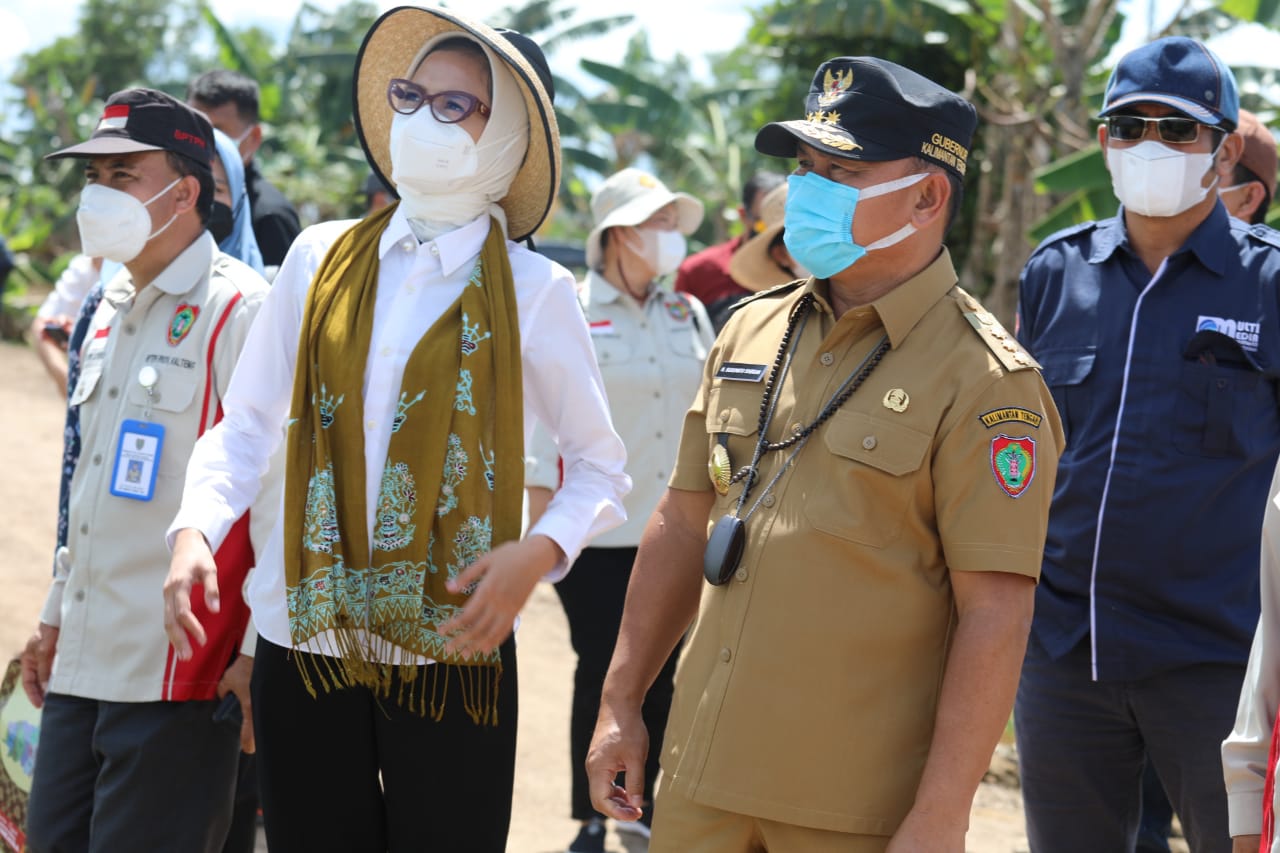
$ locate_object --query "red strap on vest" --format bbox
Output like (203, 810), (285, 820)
(161, 292), (254, 701)
(1262, 705), (1280, 852)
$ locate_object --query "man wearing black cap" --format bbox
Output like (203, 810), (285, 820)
(587, 57), (1062, 851)
(19, 88), (268, 853)
(1015, 37), (1280, 853)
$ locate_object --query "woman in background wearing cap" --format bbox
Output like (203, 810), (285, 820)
(163, 7), (629, 851)
(722, 181), (808, 319)
(526, 167), (711, 853)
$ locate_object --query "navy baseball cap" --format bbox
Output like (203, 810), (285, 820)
(46, 88), (214, 170)
(1100, 37), (1239, 131)
(755, 57), (978, 179)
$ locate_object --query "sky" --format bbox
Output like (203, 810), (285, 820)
(0, 0), (751, 90)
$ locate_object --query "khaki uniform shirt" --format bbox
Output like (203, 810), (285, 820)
(527, 271), (713, 547)
(663, 249), (1063, 835)
(41, 233), (267, 702)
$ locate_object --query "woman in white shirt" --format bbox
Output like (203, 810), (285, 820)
(527, 167), (712, 853)
(163, 8), (629, 852)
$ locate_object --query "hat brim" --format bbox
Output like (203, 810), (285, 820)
(756, 119), (902, 162)
(1101, 93), (1232, 129)
(584, 190), (703, 268)
(352, 5), (560, 242)
(45, 136), (166, 161)
(729, 224), (794, 293)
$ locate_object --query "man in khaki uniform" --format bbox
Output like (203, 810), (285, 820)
(586, 57), (1064, 852)
(19, 88), (267, 853)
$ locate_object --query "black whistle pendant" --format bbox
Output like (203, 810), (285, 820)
(703, 515), (746, 586)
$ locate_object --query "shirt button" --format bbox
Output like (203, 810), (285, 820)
(380, 347), (391, 357)
(80, 523), (89, 535)
(657, 471), (665, 480)
(655, 431), (663, 439)
(92, 453), (103, 465)
(820, 352), (834, 366)
(862, 435), (877, 450)
(107, 387), (119, 399)
(430, 245), (440, 257)
(719, 647), (732, 663)
(791, 423), (803, 435)
(74, 590), (85, 602)
(653, 391), (661, 399)
(649, 356), (657, 364)
(719, 411), (730, 422)
(762, 494), (775, 508)
(366, 420), (377, 429)
(735, 568), (748, 583)
(402, 241), (414, 253)
(124, 323), (136, 335)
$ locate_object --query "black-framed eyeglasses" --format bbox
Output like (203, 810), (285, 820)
(387, 78), (491, 123)
(1106, 114), (1206, 144)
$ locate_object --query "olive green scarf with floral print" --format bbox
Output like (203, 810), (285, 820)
(283, 205), (523, 723)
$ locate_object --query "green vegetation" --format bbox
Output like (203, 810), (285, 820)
(2, 0), (1278, 335)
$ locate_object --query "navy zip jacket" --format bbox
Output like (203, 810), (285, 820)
(1017, 202), (1280, 681)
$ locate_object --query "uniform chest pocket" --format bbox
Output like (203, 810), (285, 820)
(1174, 333), (1274, 458)
(805, 410), (931, 548)
(1037, 349), (1095, 449)
(126, 372), (200, 479)
(667, 327), (708, 361)
(592, 335), (633, 367)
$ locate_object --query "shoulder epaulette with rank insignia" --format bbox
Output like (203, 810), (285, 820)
(1247, 222), (1280, 250)
(728, 278), (806, 314)
(953, 288), (1039, 372)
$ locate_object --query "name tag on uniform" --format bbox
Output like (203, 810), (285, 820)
(110, 419), (165, 501)
(589, 320), (617, 337)
(715, 362), (767, 382)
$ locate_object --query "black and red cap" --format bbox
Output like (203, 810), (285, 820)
(46, 88), (214, 170)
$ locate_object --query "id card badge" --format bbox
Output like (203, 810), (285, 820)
(110, 419), (165, 501)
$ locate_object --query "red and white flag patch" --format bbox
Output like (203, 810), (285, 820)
(589, 320), (616, 337)
(98, 104), (129, 131)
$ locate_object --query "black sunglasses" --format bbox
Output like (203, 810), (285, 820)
(1106, 114), (1206, 145)
(387, 78), (491, 124)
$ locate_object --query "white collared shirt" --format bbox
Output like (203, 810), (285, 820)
(527, 270), (713, 546)
(169, 207), (630, 659)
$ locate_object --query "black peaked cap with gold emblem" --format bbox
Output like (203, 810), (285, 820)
(756, 57), (978, 180)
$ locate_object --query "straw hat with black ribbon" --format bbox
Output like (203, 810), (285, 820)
(729, 181), (796, 292)
(352, 4), (560, 242)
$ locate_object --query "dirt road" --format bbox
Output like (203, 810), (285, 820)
(0, 339), (1032, 852)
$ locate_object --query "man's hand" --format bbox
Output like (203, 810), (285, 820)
(20, 623), (59, 708)
(438, 535), (561, 659)
(1233, 835), (1262, 853)
(218, 655), (255, 754)
(164, 527), (220, 660)
(885, 806), (967, 853)
(586, 700), (647, 822)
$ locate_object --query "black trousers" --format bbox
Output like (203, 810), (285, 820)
(251, 635), (518, 853)
(555, 546), (680, 821)
(26, 693), (239, 853)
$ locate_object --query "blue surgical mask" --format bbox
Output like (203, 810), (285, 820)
(783, 170), (928, 278)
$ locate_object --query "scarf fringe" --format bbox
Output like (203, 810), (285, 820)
(292, 626), (502, 725)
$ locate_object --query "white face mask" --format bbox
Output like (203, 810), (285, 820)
(76, 177), (182, 264)
(1106, 138), (1221, 218)
(389, 110), (479, 193)
(631, 228), (687, 279)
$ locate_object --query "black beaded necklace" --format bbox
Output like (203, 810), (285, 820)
(729, 292), (891, 495)
(704, 293), (890, 586)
